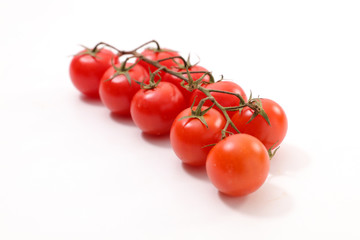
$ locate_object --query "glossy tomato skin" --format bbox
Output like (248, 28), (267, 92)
(190, 81), (247, 118)
(162, 65), (210, 104)
(170, 107), (225, 166)
(99, 63), (149, 115)
(230, 98), (288, 149)
(69, 49), (118, 98)
(138, 48), (182, 78)
(206, 134), (270, 197)
(130, 82), (186, 135)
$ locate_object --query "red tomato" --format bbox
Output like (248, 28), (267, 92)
(162, 65), (210, 104)
(130, 82), (186, 135)
(170, 107), (225, 166)
(190, 81), (247, 118)
(69, 48), (118, 98)
(99, 63), (149, 115)
(206, 134), (270, 197)
(138, 48), (182, 78)
(230, 98), (288, 149)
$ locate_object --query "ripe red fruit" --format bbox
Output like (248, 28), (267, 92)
(130, 82), (186, 135)
(70, 48), (118, 98)
(206, 134), (270, 197)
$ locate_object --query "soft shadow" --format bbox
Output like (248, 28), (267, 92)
(270, 144), (311, 176)
(218, 183), (293, 217)
(181, 163), (208, 181)
(141, 132), (171, 148)
(109, 113), (136, 127)
(79, 95), (103, 107)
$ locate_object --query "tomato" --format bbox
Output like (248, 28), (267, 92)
(130, 82), (186, 135)
(206, 134), (270, 197)
(170, 107), (225, 166)
(162, 65), (210, 104)
(230, 98), (287, 149)
(190, 81), (247, 118)
(69, 48), (118, 98)
(99, 63), (149, 115)
(138, 48), (182, 78)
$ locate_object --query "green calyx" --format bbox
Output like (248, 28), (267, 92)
(104, 58), (139, 85)
(178, 96), (215, 128)
(246, 92), (271, 126)
(136, 66), (165, 90)
(179, 67), (214, 93)
(76, 45), (102, 59)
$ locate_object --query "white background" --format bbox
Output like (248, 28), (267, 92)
(1, 0), (360, 239)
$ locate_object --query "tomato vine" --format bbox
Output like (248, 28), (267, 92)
(70, 39), (289, 196)
(88, 40), (271, 140)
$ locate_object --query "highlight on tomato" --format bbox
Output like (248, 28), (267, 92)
(170, 106), (225, 166)
(130, 81), (186, 135)
(190, 80), (248, 118)
(69, 47), (118, 98)
(206, 134), (270, 197)
(99, 62), (149, 116)
(230, 98), (288, 150)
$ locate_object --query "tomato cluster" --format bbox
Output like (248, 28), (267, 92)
(69, 41), (288, 197)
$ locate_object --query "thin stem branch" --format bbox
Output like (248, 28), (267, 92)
(197, 86), (240, 134)
(157, 56), (187, 67)
(133, 52), (189, 82)
(207, 89), (246, 105)
(131, 40), (161, 52)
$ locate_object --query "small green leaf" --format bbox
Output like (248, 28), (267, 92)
(197, 116), (208, 128)
(201, 143), (216, 148)
(104, 72), (119, 82)
(259, 108), (271, 126)
(178, 115), (208, 128)
(247, 112), (259, 124)
(178, 115), (194, 121)
(201, 103), (215, 115)
(268, 145), (280, 160)
(126, 58), (141, 71)
(186, 54), (191, 67)
(248, 90), (253, 101)
(185, 67), (193, 84)
(124, 72), (132, 85)
(194, 72), (208, 85)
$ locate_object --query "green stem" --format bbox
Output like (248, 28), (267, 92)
(131, 40), (161, 52)
(92, 42), (124, 54)
(198, 86), (240, 134)
(207, 89), (246, 105)
(178, 71), (209, 74)
(193, 97), (212, 115)
(157, 56), (187, 68)
(135, 53), (188, 81)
